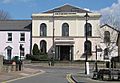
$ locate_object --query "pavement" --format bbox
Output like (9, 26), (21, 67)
(72, 72), (120, 83)
(0, 67), (44, 83)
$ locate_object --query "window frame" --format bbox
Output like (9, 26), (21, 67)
(104, 31), (110, 43)
(7, 49), (12, 60)
(40, 23), (47, 37)
(8, 33), (12, 42)
(62, 23), (69, 37)
(40, 40), (47, 53)
(20, 33), (25, 41)
(84, 40), (92, 55)
(84, 23), (92, 37)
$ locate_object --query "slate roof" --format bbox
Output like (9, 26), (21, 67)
(43, 4), (91, 13)
(0, 20), (32, 31)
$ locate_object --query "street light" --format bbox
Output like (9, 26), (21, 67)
(84, 12), (90, 74)
(19, 44), (23, 71)
(95, 45), (98, 72)
(51, 9), (61, 66)
(51, 10), (55, 66)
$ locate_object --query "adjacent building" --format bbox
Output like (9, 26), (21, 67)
(100, 24), (119, 61)
(0, 20), (31, 60)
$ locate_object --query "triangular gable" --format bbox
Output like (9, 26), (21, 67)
(100, 24), (119, 32)
(43, 4), (91, 13)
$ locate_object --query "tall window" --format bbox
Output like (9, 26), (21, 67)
(6, 46), (12, 60)
(40, 40), (47, 53)
(40, 23), (47, 36)
(84, 23), (92, 37)
(62, 23), (69, 36)
(104, 31), (110, 43)
(104, 48), (109, 59)
(84, 40), (92, 54)
(8, 33), (12, 41)
(20, 33), (25, 41)
(7, 49), (12, 60)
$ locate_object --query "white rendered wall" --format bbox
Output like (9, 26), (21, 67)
(0, 31), (30, 59)
(32, 13), (102, 61)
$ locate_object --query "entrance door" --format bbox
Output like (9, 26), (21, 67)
(60, 46), (70, 61)
(7, 49), (12, 60)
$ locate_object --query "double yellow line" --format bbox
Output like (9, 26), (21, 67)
(66, 73), (76, 83)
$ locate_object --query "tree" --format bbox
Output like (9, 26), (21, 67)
(100, 9), (120, 30)
(32, 43), (40, 55)
(0, 10), (10, 20)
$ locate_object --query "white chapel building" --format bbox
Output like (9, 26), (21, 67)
(32, 4), (102, 61)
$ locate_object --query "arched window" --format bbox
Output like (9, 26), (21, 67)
(84, 23), (92, 37)
(62, 23), (69, 36)
(40, 40), (47, 53)
(104, 31), (110, 43)
(84, 40), (92, 55)
(40, 23), (47, 36)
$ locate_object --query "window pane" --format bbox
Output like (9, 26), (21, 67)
(40, 40), (47, 53)
(7, 49), (11, 60)
(104, 31), (110, 43)
(20, 33), (25, 41)
(40, 23), (47, 36)
(84, 40), (92, 54)
(85, 23), (92, 37)
(62, 23), (69, 36)
(8, 33), (12, 41)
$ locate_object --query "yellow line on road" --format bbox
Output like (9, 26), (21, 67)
(66, 74), (76, 83)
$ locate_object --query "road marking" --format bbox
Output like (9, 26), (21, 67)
(2, 70), (45, 83)
(66, 74), (76, 83)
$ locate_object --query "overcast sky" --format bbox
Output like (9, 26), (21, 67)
(0, 0), (119, 19)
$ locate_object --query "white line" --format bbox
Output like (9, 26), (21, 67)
(2, 70), (45, 83)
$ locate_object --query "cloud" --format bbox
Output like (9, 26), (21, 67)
(84, 8), (90, 11)
(98, 0), (120, 29)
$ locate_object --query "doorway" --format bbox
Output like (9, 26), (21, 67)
(60, 46), (70, 61)
(55, 45), (73, 61)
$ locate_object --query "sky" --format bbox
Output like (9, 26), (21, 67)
(0, 0), (119, 19)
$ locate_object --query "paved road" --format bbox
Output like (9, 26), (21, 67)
(7, 64), (81, 83)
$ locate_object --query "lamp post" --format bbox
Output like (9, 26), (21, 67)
(95, 45), (98, 72)
(52, 10), (55, 66)
(84, 12), (90, 74)
(19, 44), (23, 71)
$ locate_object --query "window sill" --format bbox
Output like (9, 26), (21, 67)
(6, 41), (12, 43)
(19, 41), (25, 43)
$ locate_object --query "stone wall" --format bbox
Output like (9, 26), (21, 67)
(0, 55), (3, 72)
